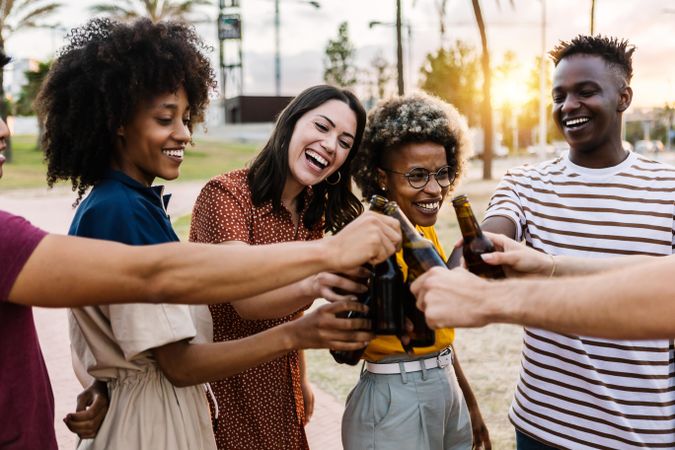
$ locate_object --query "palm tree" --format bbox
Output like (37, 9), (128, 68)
(0, 0), (62, 161)
(90, 0), (213, 23)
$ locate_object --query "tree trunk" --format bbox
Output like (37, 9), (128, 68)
(471, 0), (493, 180)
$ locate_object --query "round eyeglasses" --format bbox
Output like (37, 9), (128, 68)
(382, 165), (455, 189)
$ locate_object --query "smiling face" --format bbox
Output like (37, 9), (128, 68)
(285, 99), (357, 194)
(552, 54), (631, 157)
(0, 117), (8, 179)
(379, 141), (450, 228)
(114, 86), (191, 186)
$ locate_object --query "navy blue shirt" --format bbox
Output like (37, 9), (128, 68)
(69, 170), (178, 245)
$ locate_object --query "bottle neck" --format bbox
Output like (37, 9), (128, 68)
(388, 207), (423, 244)
(454, 204), (483, 239)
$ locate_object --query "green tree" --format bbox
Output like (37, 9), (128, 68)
(323, 22), (357, 88)
(419, 40), (481, 127)
(15, 60), (50, 116)
(1, 0), (61, 161)
(371, 52), (392, 100)
(90, 0), (212, 23)
(519, 56), (558, 146)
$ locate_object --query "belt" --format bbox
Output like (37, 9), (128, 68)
(365, 348), (453, 375)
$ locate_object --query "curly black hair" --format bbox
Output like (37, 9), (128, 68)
(36, 18), (217, 203)
(549, 35), (635, 83)
(352, 92), (471, 202)
(248, 85), (367, 234)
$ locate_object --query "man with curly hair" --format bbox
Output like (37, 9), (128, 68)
(473, 35), (675, 449)
(343, 93), (490, 450)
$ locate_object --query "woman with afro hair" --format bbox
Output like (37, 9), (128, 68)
(37, 19), (375, 449)
(343, 93), (491, 450)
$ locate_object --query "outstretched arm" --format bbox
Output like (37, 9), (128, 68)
(9, 212), (399, 308)
(412, 256), (675, 340)
(152, 300), (374, 386)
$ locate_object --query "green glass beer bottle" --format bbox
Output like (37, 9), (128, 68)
(451, 194), (506, 279)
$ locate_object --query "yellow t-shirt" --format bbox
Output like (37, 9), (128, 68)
(362, 225), (455, 362)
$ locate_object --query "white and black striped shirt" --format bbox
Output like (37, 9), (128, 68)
(485, 151), (675, 450)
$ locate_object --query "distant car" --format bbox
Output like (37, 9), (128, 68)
(622, 140), (633, 152)
(634, 140), (655, 154)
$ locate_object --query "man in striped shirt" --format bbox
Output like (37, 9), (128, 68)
(480, 35), (675, 450)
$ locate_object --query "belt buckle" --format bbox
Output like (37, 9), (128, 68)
(437, 347), (452, 368)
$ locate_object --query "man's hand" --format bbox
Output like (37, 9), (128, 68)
(456, 232), (553, 278)
(289, 300), (374, 350)
(63, 380), (109, 439)
(326, 212), (401, 270)
(411, 267), (492, 329)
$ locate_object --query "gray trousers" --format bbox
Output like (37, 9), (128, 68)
(341, 353), (473, 450)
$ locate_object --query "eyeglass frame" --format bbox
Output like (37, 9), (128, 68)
(380, 164), (456, 189)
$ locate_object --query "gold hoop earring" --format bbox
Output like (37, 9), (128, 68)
(325, 171), (342, 186)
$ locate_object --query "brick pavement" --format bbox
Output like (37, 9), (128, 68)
(6, 185), (345, 450)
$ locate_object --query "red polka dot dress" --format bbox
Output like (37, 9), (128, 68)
(189, 168), (321, 450)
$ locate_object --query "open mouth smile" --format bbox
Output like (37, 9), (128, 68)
(162, 148), (185, 160)
(563, 116), (590, 129)
(305, 149), (329, 171)
(414, 200), (441, 214)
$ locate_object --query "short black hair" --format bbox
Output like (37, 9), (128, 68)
(549, 35), (635, 83)
(37, 18), (217, 203)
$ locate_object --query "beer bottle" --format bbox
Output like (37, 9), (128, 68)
(382, 201), (439, 347)
(371, 255), (406, 335)
(452, 194), (506, 279)
(329, 281), (372, 365)
(329, 195), (388, 365)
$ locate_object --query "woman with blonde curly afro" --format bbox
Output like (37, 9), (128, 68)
(344, 93), (491, 450)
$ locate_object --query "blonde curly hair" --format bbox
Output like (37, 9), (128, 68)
(351, 92), (471, 201)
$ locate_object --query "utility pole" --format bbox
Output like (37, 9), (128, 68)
(590, 0), (596, 35)
(395, 0), (404, 95)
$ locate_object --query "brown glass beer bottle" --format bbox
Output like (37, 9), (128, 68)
(383, 201), (440, 347)
(329, 195), (389, 365)
(451, 194), (506, 279)
(371, 255), (406, 335)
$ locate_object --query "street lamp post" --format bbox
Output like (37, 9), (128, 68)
(274, 0), (320, 96)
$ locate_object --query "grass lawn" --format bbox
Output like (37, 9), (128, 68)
(0, 135), (260, 190)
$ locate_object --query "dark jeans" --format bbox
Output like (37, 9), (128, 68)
(516, 430), (560, 450)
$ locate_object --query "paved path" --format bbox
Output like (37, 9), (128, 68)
(1, 183), (344, 450)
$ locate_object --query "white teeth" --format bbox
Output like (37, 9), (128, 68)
(162, 149), (184, 158)
(564, 117), (590, 127)
(306, 149), (328, 167)
(416, 201), (439, 211)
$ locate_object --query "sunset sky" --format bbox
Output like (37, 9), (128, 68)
(5, 0), (675, 108)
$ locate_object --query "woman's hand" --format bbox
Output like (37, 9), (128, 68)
(289, 300), (373, 350)
(63, 380), (109, 439)
(300, 379), (315, 426)
(468, 401), (491, 450)
(299, 266), (370, 302)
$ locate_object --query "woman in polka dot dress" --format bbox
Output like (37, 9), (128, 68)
(189, 85), (368, 449)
